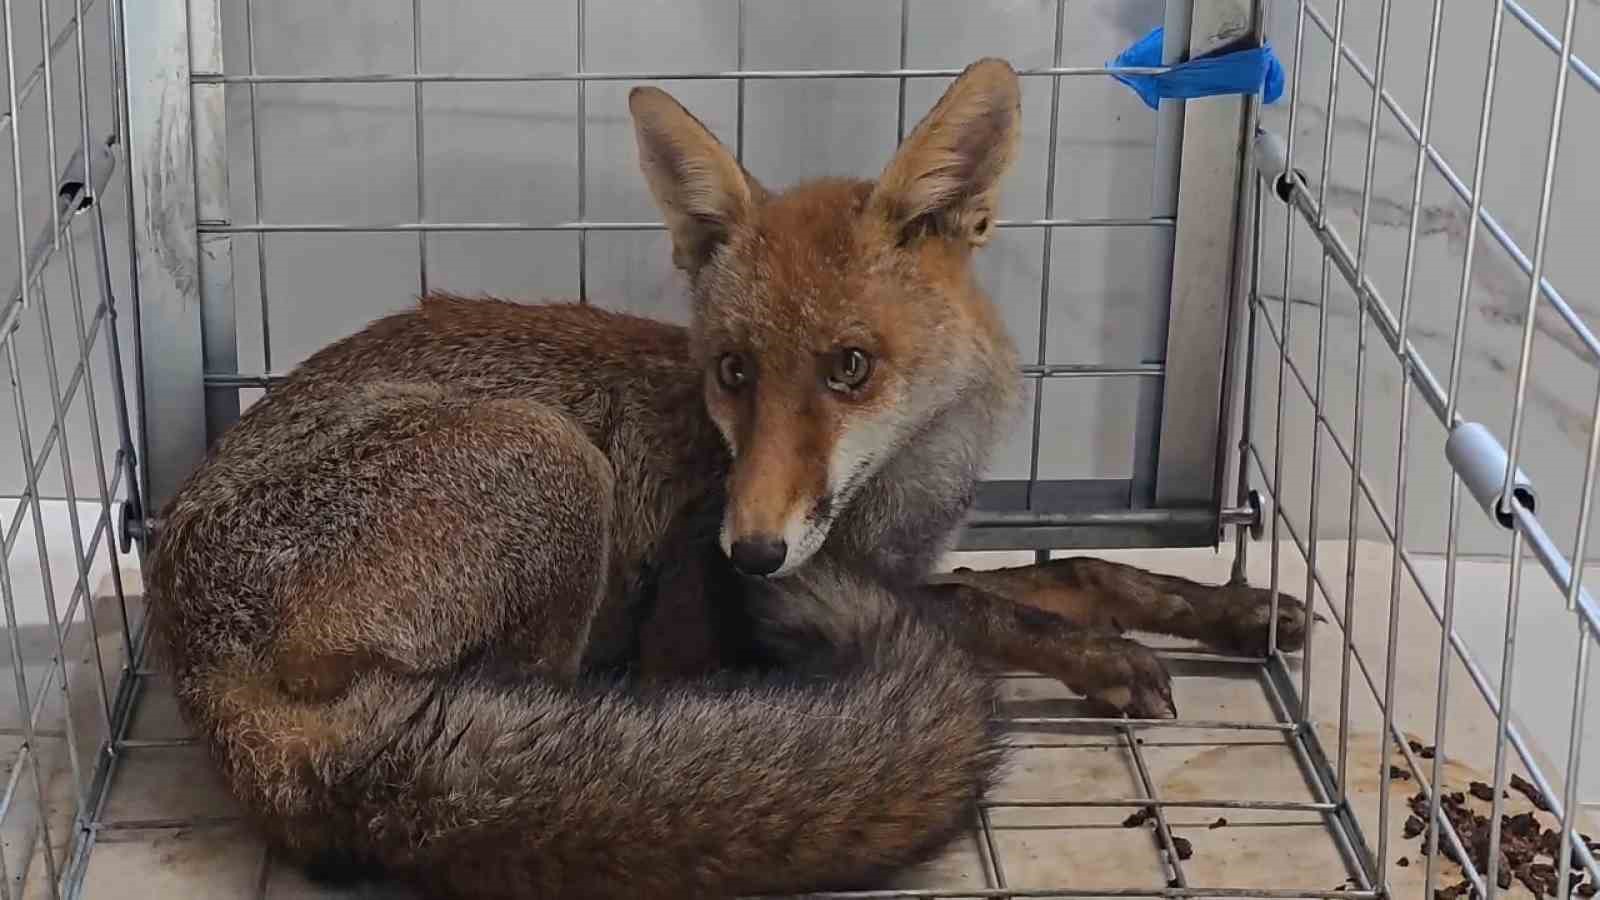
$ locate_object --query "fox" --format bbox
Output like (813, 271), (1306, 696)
(146, 58), (1308, 899)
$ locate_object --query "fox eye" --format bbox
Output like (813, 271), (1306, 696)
(716, 352), (749, 391)
(828, 348), (873, 392)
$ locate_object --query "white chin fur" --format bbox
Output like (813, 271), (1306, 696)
(770, 510), (829, 577)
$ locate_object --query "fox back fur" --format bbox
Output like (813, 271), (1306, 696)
(148, 59), (1028, 898)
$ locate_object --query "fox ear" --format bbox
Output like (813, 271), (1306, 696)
(629, 86), (767, 273)
(868, 58), (1020, 248)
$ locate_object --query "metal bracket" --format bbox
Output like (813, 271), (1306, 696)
(125, 0), (207, 514)
(1154, 0), (1257, 508)
(1215, 491), (1264, 541)
(1240, 488), (1266, 541)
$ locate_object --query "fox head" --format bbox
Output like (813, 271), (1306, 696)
(628, 58), (1021, 578)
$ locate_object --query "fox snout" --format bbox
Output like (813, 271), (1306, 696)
(722, 505), (831, 577)
(721, 488), (834, 578)
(727, 535), (790, 577)
(714, 377), (906, 578)
(720, 434), (836, 578)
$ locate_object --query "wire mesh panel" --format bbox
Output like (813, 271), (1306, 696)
(0, 0), (146, 894)
(1241, 0), (1600, 896)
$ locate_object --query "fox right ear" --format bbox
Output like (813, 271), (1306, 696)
(629, 87), (765, 273)
(868, 58), (1020, 248)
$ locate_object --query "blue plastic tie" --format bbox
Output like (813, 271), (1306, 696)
(1109, 26), (1286, 110)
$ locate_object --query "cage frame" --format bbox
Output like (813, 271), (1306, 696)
(0, 0), (1594, 896)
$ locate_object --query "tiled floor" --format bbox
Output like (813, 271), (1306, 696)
(9, 543), (1598, 898)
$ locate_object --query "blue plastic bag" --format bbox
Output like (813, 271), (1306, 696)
(1109, 26), (1285, 110)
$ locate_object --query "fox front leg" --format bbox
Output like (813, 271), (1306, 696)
(931, 557), (1310, 657)
(911, 583), (1177, 719)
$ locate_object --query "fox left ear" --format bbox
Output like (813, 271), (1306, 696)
(868, 58), (1020, 248)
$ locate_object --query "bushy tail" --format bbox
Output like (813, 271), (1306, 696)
(188, 613), (1005, 900)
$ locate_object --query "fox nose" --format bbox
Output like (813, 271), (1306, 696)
(729, 536), (788, 576)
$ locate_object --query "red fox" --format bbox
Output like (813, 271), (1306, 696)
(146, 58), (1307, 898)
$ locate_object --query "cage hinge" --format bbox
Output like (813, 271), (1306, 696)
(118, 507), (160, 553)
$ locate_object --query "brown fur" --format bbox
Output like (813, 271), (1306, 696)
(146, 59), (1306, 899)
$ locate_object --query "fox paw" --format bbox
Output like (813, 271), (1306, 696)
(1065, 638), (1177, 720)
(1200, 582), (1310, 656)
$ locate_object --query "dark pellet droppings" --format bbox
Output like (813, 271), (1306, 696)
(1403, 815), (1425, 839)
(1468, 781), (1502, 802)
(1517, 862), (1558, 897)
(1510, 773), (1552, 812)
(1503, 811), (1541, 838)
(1170, 836), (1194, 861)
(1123, 806), (1156, 828)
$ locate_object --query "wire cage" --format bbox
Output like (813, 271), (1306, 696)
(0, 0), (1595, 897)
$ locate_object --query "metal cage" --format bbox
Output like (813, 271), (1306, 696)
(0, 0), (1594, 897)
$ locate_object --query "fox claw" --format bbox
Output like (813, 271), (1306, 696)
(1203, 585), (1311, 656)
(1065, 639), (1177, 720)
(1072, 684), (1178, 720)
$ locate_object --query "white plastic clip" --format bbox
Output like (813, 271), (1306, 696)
(1445, 421), (1537, 529)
